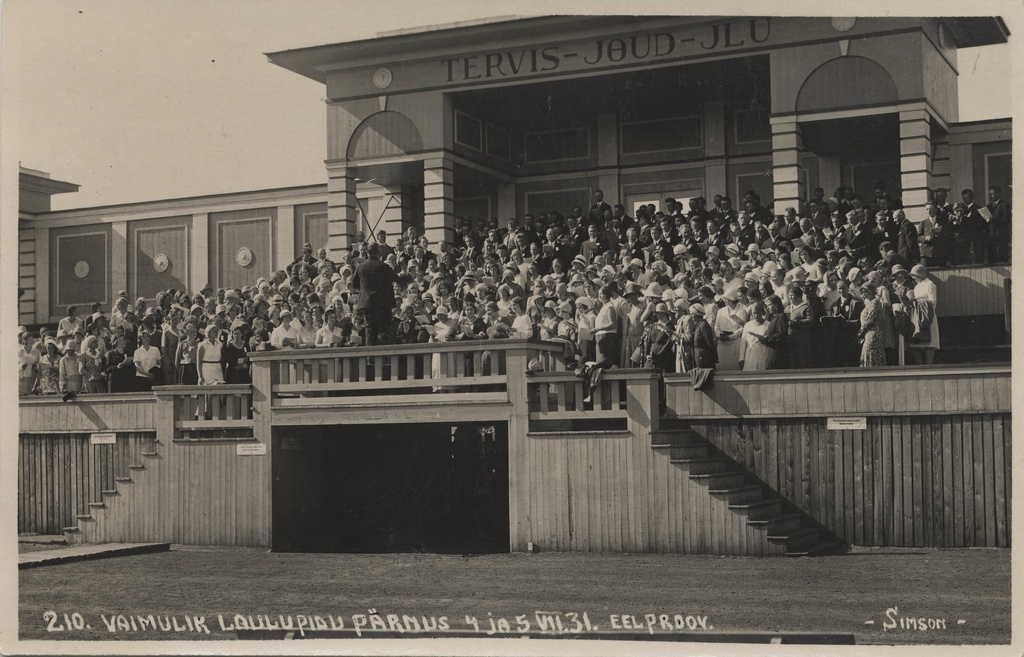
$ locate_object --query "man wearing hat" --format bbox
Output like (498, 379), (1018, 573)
(644, 303), (676, 372)
(351, 242), (400, 346)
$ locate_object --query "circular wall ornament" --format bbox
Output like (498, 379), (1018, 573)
(831, 17), (857, 32)
(74, 260), (90, 279)
(236, 246), (253, 267)
(372, 67), (393, 90)
(153, 253), (169, 273)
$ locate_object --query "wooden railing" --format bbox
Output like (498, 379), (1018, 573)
(525, 368), (661, 433)
(153, 385), (254, 439)
(248, 339), (568, 410)
(663, 363), (1011, 419)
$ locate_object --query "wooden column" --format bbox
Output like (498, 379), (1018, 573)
(250, 357), (274, 549)
(275, 205), (295, 272)
(899, 108), (933, 222)
(771, 119), (806, 214)
(111, 221), (127, 301)
(34, 225), (49, 323)
(504, 344), (531, 552)
(190, 213), (209, 292)
(326, 162), (358, 260)
(423, 156), (455, 249)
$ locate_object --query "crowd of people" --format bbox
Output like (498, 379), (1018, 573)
(17, 182), (1010, 399)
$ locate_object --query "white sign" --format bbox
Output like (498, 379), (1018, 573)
(236, 442), (267, 456)
(90, 432), (117, 445)
(827, 417), (867, 431)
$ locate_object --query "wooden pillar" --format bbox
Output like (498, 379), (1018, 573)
(326, 162), (358, 261)
(34, 225), (49, 323)
(626, 370), (660, 436)
(423, 156), (455, 249)
(704, 100), (727, 198)
(190, 213), (209, 292)
(771, 119), (806, 214)
(250, 359), (274, 549)
(899, 108), (933, 222)
(596, 113), (619, 203)
(504, 342), (531, 553)
(275, 205), (295, 272)
(153, 391), (176, 542)
(111, 221), (127, 301)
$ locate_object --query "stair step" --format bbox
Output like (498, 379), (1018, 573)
(101, 489), (119, 496)
(656, 444), (709, 459)
(670, 457), (730, 474)
(748, 512), (802, 533)
(75, 514), (93, 521)
(128, 464), (146, 470)
(768, 528), (821, 552)
(649, 429), (699, 446)
(690, 472), (745, 488)
(709, 484), (764, 504)
(114, 477), (133, 483)
(88, 502), (105, 509)
(62, 526), (81, 533)
(787, 541), (846, 557)
(729, 499), (783, 519)
(141, 451), (160, 457)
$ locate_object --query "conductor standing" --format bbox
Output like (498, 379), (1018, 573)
(351, 242), (399, 345)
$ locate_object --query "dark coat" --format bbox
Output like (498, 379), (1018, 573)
(351, 257), (398, 311)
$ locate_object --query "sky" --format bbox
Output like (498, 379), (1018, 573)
(1, 0), (1017, 211)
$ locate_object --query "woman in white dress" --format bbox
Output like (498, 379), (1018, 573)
(714, 288), (748, 371)
(906, 264), (940, 364)
(738, 301), (772, 371)
(196, 324), (224, 385)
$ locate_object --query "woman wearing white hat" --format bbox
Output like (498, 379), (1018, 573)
(905, 264), (940, 364)
(714, 288), (748, 370)
(37, 339), (62, 395)
(58, 339), (83, 401)
(18, 330), (40, 396)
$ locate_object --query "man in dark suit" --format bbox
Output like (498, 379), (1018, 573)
(988, 185), (1011, 262)
(351, 243), (399, 345)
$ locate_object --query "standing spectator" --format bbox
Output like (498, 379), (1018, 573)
(58, 305), (83, 340)
(739, 301), (772, 371)
(196, 325), (224, 385)
(987, 186), (1011, 262)
(918, 201), (953, 267)
(222, 326), (251, 384)
(38, 339), (61, 395)
(18, 330), (39, 395)
(594, 286), (620, 367)
(80, 336), (107, 393)
(175, 324), (200, 385)
(905, 264), (940, 365)
(351, 242), (399, 346)
(958, 189), (989, 263)
(58, 340), (83, 401)
(858, 283), (887, 367)
(714, 289), (747, 370)
(759, 295), (789, 369)
(893, 209), (920, 266)
(105, 335), (136, 393)
(689, 303), (718, 370)
(133, 330), (162, 392)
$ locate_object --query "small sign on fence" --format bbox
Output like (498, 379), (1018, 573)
(236, 442), (267, 456)
(90, 432), (117, 445)
(826, 417), (867, 431)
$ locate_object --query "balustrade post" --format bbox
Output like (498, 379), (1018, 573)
(626, 370), (660, 435)
(154, 390), (176, 444)
(504, 343), (531, 552)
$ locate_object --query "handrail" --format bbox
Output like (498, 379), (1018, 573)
(663, 362), (1010, 385)
(246, 338), (564, 361)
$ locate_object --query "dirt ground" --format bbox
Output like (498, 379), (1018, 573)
(17, 546), (1010, 646)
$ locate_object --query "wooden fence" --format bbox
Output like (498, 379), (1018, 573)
(18, 432), (154, 535)
(665, 364), (1011, 547)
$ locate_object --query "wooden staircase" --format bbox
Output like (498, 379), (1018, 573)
(651, 426), (842, 557)
(63, 436), (162, 545)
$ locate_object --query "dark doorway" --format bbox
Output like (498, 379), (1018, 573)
(272, 422), (509, 553)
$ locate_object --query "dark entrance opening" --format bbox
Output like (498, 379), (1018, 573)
(272, 422), (509, 553)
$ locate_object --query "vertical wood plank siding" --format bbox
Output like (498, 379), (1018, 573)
(685, 415), (1010, 547)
